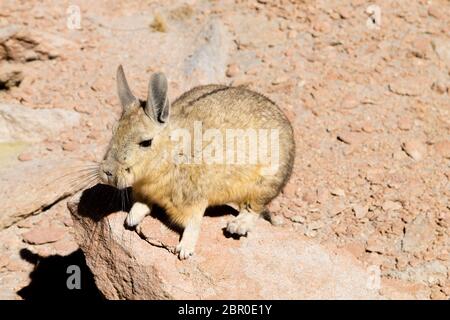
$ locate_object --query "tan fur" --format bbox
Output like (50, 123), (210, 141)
(100, 67), (295, 258)
(132, 85), (294, 225)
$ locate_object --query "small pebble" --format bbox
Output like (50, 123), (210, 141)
(282, 182), (298, 198)
(330, 188), (346, 197)
(352, 203), (367, 218)
(398, 116), (413, 131)
(428, 5), (443, 19)
(226, 63), (240, 77)
(290, 215), (305, 224)
(272, 75), (288, 85)
(337, 132), (362, 145)
(382, 200), (402, 212)
(434, 141), (450, 159)
(22, 226), (66, 245)
(287, 30), (297, 39)
(18, 152), (32, 161)
(62, 141), (77, 151)
(402, 139), (427, 161)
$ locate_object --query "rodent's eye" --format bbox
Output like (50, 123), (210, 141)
(139, 139), (152, 148)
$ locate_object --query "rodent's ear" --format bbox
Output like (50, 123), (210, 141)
(116, 65), (137, 110)
(145, 72), (170, 124)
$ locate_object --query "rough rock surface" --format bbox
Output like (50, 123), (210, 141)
(183, 19), (231, 85)
(68, 186), (427, 300)
(22, 226), (66, 245)
(0, 24), (78, 61)
(0, 62), (23, 89)
(0, 157), (85, 229)
(0, 103), (80, 143)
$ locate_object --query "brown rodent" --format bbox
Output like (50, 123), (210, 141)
(99, 65), (295, 259)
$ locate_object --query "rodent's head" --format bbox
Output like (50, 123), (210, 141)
(99, 65), (170, 189)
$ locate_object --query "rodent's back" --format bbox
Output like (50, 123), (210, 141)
(169, 85), (295, 207)
(172, 85), (291, 132)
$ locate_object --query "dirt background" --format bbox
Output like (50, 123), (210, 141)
(0, 0), (448, 299)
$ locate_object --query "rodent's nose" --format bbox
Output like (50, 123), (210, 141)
(103, 170), (113, 177)
(125, 167), (131, 173)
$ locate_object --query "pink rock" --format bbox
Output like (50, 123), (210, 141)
(365, 168), (385, 185)
(16, 219), (34, 228)
(337, 131), (363, 145)
(245, 66), (259, 75)
(402, 213), (434, 254)
(0, 256), (9, 269)
(410, 36), (431, 59)
(61, 214), (73, 227)
(340, 94), (359, 109)
(0, 102), (80, 143)
(366, 235), (386, 254)
(302, 191), (317, 204)
(87, 131), (103, 142)
(316, 187), (330, 204)
(0, 26), (78, 62)
(225, 63), (240, 77)
(389, 79), (423, 97)
(17, 152), (32, 162)
(0, 62), (24, 89)
(382, 200), (403, 212)
(397, 116), (413, 131)
(327, 200), (347, 217)
(290, 215), (305, 224)
(67, 196), (419, 299)
(330, 188), (346, 197)
(361, 122), (375, 133)
(342, 242), (365, 259)
(51, 238), (79, 254)
(282, 181), (298, 197)
(22, 226), (66, 245)
(430, 288), (447, 300)
(271, 75), (289, 85)
(402, 140), (427, 161)
(431, 81), (447, 94)
(428, 5), (443, 19)
(62, 141), (77, 151)
(434, 141), (450, 159)
(5, 260), (26, 272)
(352, 203), (367, 219)
(287, 30), (297, 39)
(267, 200), (281, 212)
(74, 104), (92, 115)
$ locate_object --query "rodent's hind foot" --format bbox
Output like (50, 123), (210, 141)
(125, 202), (151, 228)
(226, 210), (256, 236)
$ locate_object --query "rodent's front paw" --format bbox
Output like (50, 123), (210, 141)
(175, 242), (195, 260)
(125, 202), (150, 228)
(125, 213), (139, 228)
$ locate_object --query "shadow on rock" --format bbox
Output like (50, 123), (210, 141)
(205, 205), (238, 217)
(72, 184), (237, 234)
(73, 184), (133, 222)
(17, 248), (104, 300)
